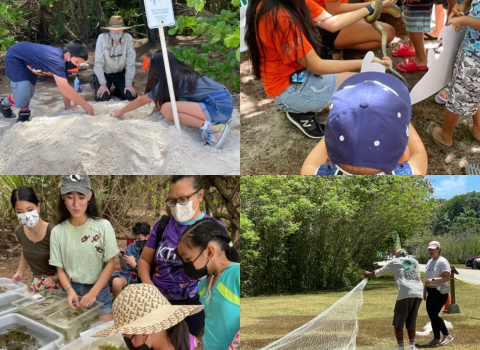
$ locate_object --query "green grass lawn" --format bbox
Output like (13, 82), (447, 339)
(241, 273), (480, 350)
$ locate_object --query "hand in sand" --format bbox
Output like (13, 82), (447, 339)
(149, 104), (161, 117)
(112, 110), (123, 118)
(124, 86), (136, 97)
(83, 103), (94, 116)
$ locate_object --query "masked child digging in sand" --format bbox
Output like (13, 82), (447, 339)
(0, 40), (94, 123)
(301, 72), (428, 175)
(112, 51), (235, 149)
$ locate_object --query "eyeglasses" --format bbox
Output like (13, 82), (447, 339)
(165, 191), (199, 207)
(123, 335), (148, 350)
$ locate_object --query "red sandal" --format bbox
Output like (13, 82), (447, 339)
(391, 43), (416, 57)
(397, 57), (428, 72)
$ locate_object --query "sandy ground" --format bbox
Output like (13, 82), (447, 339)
(240, 14), (480, 175)
(0, 38), (240, 174)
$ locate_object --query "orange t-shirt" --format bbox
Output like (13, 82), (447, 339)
(257, 0), (324, 97)
(313, 0), (349, 11)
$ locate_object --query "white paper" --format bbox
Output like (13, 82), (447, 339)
(361, 51), (386, 73)
(410, 25), (466, 105)
(144, 0), (175, 28)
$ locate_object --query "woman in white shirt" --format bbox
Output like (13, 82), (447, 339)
(423, 241), (454, 346)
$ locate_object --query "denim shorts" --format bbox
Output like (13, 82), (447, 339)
(71, 282), (113, 316)
(272, 70), (337, 113)
(198, 89), (234, 123)
(11, 80), (35, 109)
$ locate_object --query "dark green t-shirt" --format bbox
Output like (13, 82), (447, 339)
(15, 223), (57, 276)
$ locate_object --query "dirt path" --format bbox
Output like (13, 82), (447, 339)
(240, 15), (480, 174)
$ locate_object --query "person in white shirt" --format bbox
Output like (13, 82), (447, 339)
(423, 241), (454, 346)
(93, 16), (137, 102)
(364, 249), (423, 350)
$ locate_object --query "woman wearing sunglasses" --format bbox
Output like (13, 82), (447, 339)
(137, 175), (228, 341)
(93, 15), (137, 102)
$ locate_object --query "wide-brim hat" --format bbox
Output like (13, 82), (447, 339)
(101, 15), (131, 30)
(92, 284), (204, 337)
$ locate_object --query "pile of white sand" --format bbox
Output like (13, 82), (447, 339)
(0, 91), (239, 174)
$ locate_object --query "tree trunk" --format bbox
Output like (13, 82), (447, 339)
(83, 0), (89, 42)
(69, 0), (83, 39)
(94, 0), (107, 29)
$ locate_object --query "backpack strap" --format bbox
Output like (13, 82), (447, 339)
(148, 215), (171, 280)
(155, 215), (171, 249)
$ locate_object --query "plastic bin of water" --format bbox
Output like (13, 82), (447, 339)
(12, 289), (69, 320)
(0, 313), (64, 350)
(44, 298), (104, 344)
(0, 293), (26, 317)
(0, 278), (28, 296)
(62, 331), (126, 350)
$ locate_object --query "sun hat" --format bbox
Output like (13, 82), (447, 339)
(92, 284), (204, 337)
(428, 241), (441, 249)
(396, 248), (408, 257)
(61, 175), (91, 196)
(101, 16), (132, 31)
(325, 72), (411, 174)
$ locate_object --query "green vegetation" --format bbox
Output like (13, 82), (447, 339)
(0, 286), (8, 294)
(0, 326), (40, 350)
(241, 176), (437, 296)
(405, 190), (480, 264)
(98, 342), (128, 350)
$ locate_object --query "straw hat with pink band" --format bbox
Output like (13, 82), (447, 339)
(92, 283), (204, 337)
(427, 241), (441, 249)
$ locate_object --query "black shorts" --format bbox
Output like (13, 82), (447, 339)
(392, 298), (422, 330)
(434, 0), (448, 9)
(316, 27), (341, 57)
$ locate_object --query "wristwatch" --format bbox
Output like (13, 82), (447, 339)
(432, 278), (435, 282)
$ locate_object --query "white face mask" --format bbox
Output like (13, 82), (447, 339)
(171, 193), (200, 223)
(110, 31), (123, 41)
(17, 210), (40, 228)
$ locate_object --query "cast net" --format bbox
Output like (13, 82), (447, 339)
(259, 279), (368, 350)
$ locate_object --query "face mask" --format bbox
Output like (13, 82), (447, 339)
(170, 193), (199, 223)
(183, 249), (209, 279)
(17, 210), (40, 228)
(65, 60), (77, 70)
(135, 240), (146, 249)
(123, 335), (151, 350)
(110, 32), (123, 41)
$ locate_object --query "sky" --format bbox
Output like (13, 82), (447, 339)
(426, 176), (480, 199)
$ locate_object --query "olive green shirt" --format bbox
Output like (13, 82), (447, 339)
(15, 223), (57, 276)
(49, 218), (119, 284)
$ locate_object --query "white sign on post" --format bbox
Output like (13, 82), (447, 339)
(144, 0), (181, 133)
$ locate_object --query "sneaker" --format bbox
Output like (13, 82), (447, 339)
(201, 120), (230, 149)
(16, 110), (31, 123)
(286, 111), (325, 139)
(423, 339), (441, 346)
(440, 335), (454, 346)
(0, 99), (16, 119)
(409, 345), (418, 350)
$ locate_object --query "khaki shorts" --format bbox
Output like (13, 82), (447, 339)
(392, 297), (422, 330)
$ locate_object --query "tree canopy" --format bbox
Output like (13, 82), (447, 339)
(241, 176), (437, 297)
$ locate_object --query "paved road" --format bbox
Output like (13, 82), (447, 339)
(417, 264), (480, 286)
(377, 260), (480, 286)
